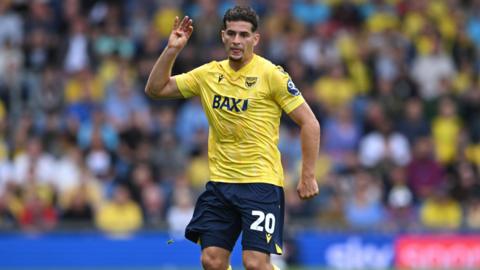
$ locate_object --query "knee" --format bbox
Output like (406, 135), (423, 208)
(201, 252), (228, 270)
(243, 257), (269, 270)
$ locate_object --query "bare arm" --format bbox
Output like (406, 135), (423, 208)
(287, 102), (321, 200)
(145, 16), (193, 99)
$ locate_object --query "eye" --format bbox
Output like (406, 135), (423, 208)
(226, 31), (236, 37)
(240, 32), (250, 38)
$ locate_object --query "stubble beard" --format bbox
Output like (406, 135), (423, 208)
(228, 55), (242, 62)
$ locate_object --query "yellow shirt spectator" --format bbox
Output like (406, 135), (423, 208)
(432, 97), (461, 164)
(153, 7), (181, 40)
(95, 186), (143, 235)
(403, 12), (426, 39)
(427, 0), (457, 41)
(60, 178), (103, 211)
(452, 66), (473, 95)
(466, 144), (480, 166)
(186, 153), (210, 191)
(64, 70), (105, 104)
(314, 66), (356, 110)
(420, 195), (462, 230)
(432, 116), (461, 164)
(367, 11), (399, 33)
(415, 35), (435, 56)
(347, 59), (371, 95)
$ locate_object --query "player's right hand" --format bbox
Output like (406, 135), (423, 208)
(297, 176), (319, 200)
(167, 16), (193, 51)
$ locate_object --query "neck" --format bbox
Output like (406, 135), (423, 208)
(228, 54), (254, 71)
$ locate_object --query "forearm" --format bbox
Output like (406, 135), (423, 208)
(300, 120), (320, 180)
(145, 46), (180, 97)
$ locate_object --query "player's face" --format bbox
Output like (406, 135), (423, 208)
(221, 21), (259, 63)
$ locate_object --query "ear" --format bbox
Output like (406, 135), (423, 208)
(221, 30), (226, 44)
(253, 32), (260, 47)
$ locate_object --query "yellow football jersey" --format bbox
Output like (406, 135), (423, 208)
(175, 54), (305, 187)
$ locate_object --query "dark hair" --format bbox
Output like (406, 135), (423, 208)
(223, 6), (259, 32)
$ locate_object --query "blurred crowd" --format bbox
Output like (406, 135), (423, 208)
(0, 0), (480, 237)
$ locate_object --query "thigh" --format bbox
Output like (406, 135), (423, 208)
(236, 183), (285, 255)
(185, 182), (242, 251)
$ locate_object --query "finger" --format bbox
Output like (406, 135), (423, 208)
(183, 18), (193, 32)
(299, 191), (317, 200)
(186, 25), (193, 36)
(173, 16), (179, 30)
(179, 16), (189, 29)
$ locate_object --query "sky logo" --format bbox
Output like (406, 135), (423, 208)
(325, 237), (393, 269)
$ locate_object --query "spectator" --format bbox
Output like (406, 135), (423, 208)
(59, 167), (103, 212)
(104, 67), (150, 132)
(166, 187), (194, 239)
(0, 193), (15, 229)
(95, 184), (143, 236)
(419, 186), (462, 230)
(322, 106), (361, 171)
(359, 118), (411, 169)
(0, 0), (23, 46)
(313, 63), (356, 113)
(19, 188), (57, 232)
(12, 137), (55, 187)
(384, 166), (417, 231)
(465, 197), (480, 230)
(344, 171), (385, 230)
(407, 136), (444, 201)
(78, 106), (118, 151)
(410, 35), (455, 100)
(397, 97), (430, 144)
(432, 96), (462, 164)
(186, 145), (210, 192)
(62, 18), (92, 74)
(174, 98), (209, 151)
(141, 183), (166, 227)
(61, 189), (94, 227)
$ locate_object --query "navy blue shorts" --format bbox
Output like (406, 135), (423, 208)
(185, 181), (285, 255)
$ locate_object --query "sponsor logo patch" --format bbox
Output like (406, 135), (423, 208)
(287, 79), (300, 96)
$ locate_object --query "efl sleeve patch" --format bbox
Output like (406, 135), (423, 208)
(287, 79), (300, 96)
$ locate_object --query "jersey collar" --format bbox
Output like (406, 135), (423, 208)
(222, 54), (257, 80)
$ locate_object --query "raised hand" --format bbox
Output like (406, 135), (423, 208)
(167, 16), (193, 51)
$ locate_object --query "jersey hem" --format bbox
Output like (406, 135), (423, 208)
(210, 178), (284, 187)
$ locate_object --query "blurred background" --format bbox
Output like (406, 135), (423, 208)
(0, 0), (480, 269)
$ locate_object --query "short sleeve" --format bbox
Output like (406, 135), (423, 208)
(175, 64), (208, 98)
(269, 66), (305, 114)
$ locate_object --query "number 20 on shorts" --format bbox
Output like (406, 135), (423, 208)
(250, 210), (275, 234)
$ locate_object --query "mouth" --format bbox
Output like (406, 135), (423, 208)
(230, 48), (243, 54)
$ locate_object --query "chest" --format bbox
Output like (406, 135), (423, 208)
(201, 71), (270, 113)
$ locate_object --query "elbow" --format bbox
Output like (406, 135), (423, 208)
(309, 119), (321, 140)
(144, 85), (155, 98)
(144, 83), (162, 99)
(309, 118), (321, 134)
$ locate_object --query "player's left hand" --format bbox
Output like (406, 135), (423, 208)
(297, 177), (319, 200)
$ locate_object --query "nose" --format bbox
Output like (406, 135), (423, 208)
(232, 34), (241, 44)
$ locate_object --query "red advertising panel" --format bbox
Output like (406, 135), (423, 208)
(396, 235), (480, 269)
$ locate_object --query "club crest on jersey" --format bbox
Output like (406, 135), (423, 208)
(245, 76), (258, 88)
(287, 79), (300, 96)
